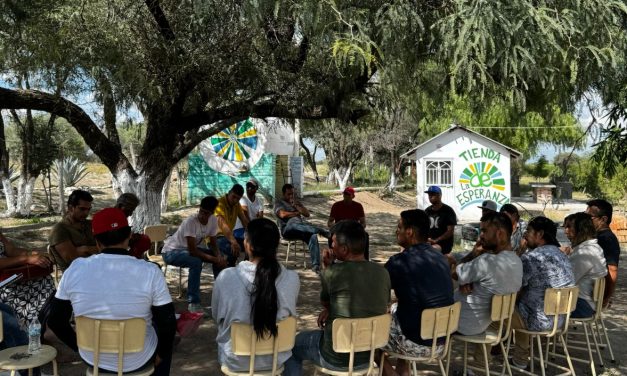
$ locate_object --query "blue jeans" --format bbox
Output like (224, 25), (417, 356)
(162, 248), (214, 304)
(283, 330), (354, 376)
(283, 222), (328, 267)
(212, 236), (238, 278)
(0, 303), (31, 376)
(571, 297), (596, 318)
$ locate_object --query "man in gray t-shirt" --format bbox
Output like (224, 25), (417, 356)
(454, 212), (523, 336)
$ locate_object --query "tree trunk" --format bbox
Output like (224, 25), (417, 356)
(333, 163), (352, 191)
(161, 169), (172, 213)
(15, 176), (36, 216)
(2, 178), (16, 215)
(57, 162), (65, 214)
(111, 167), (171, 232)
(176, 163), (183, 207)
(0, 112), (16, 215)
(299, 136), (320, 183)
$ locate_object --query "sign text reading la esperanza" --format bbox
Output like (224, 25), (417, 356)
(456, 147), (509, 208)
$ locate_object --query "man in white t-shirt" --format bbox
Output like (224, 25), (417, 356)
(233, 178), (264, 256)
(453, 211), (523, 365)
(48, 208), (176, 375)
(161, 196), (227, 312)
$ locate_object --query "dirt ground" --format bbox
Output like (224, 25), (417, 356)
(2, 190), (626, 375)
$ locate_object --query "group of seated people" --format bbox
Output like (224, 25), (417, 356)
(0, 182), (620, 376)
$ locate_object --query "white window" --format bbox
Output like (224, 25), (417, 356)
(425, 160), (452, 186)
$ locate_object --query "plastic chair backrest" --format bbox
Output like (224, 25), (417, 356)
(143, 225), (168, 254)
(420, 302), (461, 360)
(230, 316), (297, 375)
(75, 316), (147, 376)
(490, 292), (517, 343)
(330, 313), (391, 374)
(543, 286), (579, 336)
(420, 301), (461, 340)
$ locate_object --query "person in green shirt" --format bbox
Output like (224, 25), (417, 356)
(283, 220), (391, 375)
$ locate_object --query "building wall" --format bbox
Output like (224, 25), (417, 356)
(188, 153), (276, 204)
(415, 130), (513, 222)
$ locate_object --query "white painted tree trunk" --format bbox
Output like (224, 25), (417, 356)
(327, 170), (336, 185)
(389, 171), (397, 191)
(2, 178), (16, 215)
(292, 119), (301, 157)
(15, 176), (36, 216)
(160, 169), (172, 213)
(111, 169), (162, 232)
(333, 163), (352, 191)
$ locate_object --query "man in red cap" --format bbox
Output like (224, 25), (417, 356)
(327, 187), (369, 259)
(48, 208), (176, 375)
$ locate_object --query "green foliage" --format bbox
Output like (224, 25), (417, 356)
(5, 115), (88, 165)
(550, 152), (581, 181)
(531, 155), (550, 181)
(353, 163), (390, 185)
(52, 157), (89, 186)
(570, 155), (627, 203)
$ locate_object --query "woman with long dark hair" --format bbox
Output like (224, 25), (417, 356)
(562, 212), (607, 318)
(212, 218), (299, 372)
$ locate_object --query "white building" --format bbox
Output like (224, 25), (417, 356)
(401, 125), (522, 222)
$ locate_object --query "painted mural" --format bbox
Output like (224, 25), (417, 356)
(199, 118), (266, 175)
(455, 147), (510, 209)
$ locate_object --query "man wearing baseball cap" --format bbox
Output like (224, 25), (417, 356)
(424, 186), (457, 254)
(49, 208), (176, 375)
(477, 200), (498, 217)
(327, 187), (368, 259)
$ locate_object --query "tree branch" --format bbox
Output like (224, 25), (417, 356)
(0, 87), (131, 174)
(144, 0), (175, 42)
(171, 117), (246, 161)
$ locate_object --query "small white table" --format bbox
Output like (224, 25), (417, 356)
(0, 345), (58, 376)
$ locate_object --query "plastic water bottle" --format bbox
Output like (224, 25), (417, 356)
(28, 318), (41, 354)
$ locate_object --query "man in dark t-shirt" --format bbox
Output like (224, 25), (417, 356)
(424, 186), (457, 254)
(586, 199), (621, 307)
(380, 209), (454, 376)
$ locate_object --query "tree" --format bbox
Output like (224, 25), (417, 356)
(1, 0), (625, 227)
(531, 155), (550, 181)
(300, 119), (365, 190)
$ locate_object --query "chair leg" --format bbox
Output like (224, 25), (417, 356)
(599, 317), (615, 362)
(438, 359), (447, 376)
(482, 344), (490, 376)
(529, 335), (535, 374)
(462, 342), (468, 376)
(445, 341), (452, 376)
(535, 336), (546, 376)
(500, 340), (513, 376)
(559, 334), (575, 376)
(378, 352), (386, 376)
(286, 241), (291, 265)
(583, 323), (597, 376)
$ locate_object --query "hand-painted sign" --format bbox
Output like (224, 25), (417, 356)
(456, 148), (510, 209)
